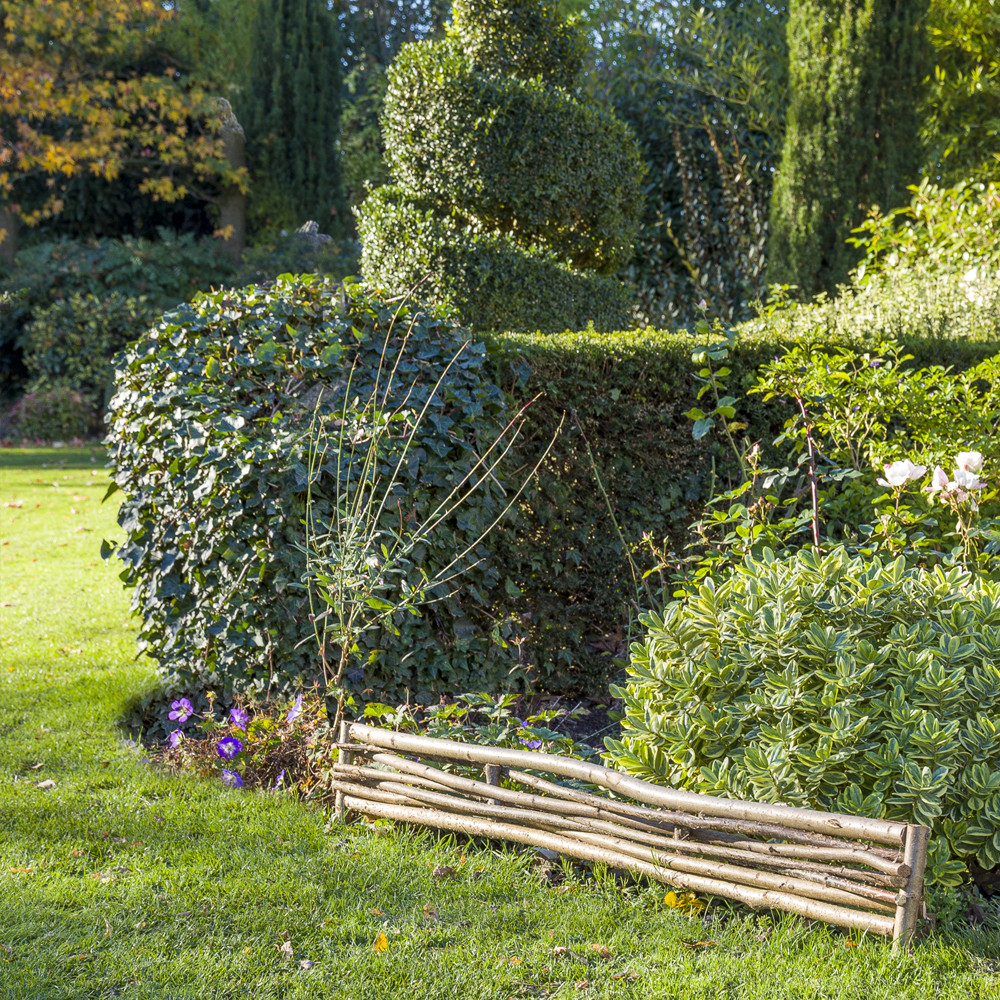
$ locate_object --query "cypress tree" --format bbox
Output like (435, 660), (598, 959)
(239, 0), (345, 237)
(768, 0), (930, 297)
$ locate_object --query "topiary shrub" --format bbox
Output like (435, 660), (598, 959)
(6, 385), (98, 442)
(105, 274), (518, 710)
(356, 0), (644, 332)
(606, 546), (1000, 887)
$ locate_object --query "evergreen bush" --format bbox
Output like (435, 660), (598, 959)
(105, 275), (517, 708)
(356, 0), (644, 332)
(606, 546), (1000, 887)
(768, 0), (930, 296)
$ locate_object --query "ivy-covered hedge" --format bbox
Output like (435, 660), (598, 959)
(106, 275), (516, 708)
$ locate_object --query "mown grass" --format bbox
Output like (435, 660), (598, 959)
(1, 447), (998, 999)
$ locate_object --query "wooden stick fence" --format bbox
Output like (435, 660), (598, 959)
(334, 723), (929, 950)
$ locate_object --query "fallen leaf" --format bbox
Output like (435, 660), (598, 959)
(175, 910), (191, 918)
(553, 885), (575, 894)
(299, 959), (314, 970)
(36, 779), (56, 790)
(71, 850), (82, 857)
(422, 904), (439, 921)
(373, 931), (389, 953)
(575, 981), (589, 991)
(843, 940), (858, 949)
(680, 940), (717, 951)
(508, 956), (521, 965)
(278, 940), (294, 959)
(133, 922), (146, 930)
(551, 946), (570, 956)
(28, 763), (43, 770)
(611, 971), (639, 982)
(432, 865), (456, 879)
(589, 944), (612, 959)
(8, 867), (34, 875)
(370, 907), (386, 916)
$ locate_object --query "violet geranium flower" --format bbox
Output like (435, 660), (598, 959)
(286, 694), (303, 723)
(168, 698), (193, 723)
(221, 769), (243, 788)
(167, 729), (182, 749)
(229, 707), (249, 730)
(216, 736), (243, 760)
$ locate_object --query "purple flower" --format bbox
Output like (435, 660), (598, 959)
(216, 736), (243, 760)
(229, 707), (249, 730)
(274, 769), (286, 789)
(286, 694), (303, 723)
(221, 769), (243, 788)
(168, 698), (193, 723)
(167, 729), (182, 749)
(519, 738), (542, 749)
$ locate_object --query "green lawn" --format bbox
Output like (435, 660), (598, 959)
(1, 447), (997, 999)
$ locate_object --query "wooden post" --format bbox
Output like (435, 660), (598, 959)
(214, 98), (246, 264)
(335, 720), (353, 821)
(484, 763), (502, 806)
(0, 204), (18, 268)
(892, 824), (929, 952)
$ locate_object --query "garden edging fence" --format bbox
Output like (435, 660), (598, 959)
(333, 723), (929, 950)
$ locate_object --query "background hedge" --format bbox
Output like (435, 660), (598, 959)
(484, 266), (1000, 692)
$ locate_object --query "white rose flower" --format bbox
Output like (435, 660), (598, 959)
(924, 466), (950, 501)
(877, 459), (926, 488)
(955, 451), (984, 474)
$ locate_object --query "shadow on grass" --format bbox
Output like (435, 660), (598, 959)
(0, 444), (106, 471)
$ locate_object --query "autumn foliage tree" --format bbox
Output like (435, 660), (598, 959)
(0, 0), (246, 252)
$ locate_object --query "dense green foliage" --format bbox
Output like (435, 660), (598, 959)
(22, 292), (159, 409)
(587, 2), (788, 326)
(768, 0), (931, 296)
(357, 0), (643, 332)
(0, 233), (237, 401)
(238, 0), (346, 237)
(106, 275), (515, 706)
(484, 263), (1000, 690)
(358, 187), (631, 334)
(0, 231), (360, 407)
(923, 0), (1000, 182)
(607, 547), (1000, 886)
(7, 386), (97, 441)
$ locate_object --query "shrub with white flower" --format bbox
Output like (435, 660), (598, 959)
(874, 450), (991, 564)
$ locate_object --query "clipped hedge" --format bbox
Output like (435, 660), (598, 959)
(356, 0), (643, 333)
(383, 40), (642, 272)
(483, 266), (1000, 691)
(606, 547), (1000, 887)
(359, 188), (631, 334)
(106, 275), (516, 707)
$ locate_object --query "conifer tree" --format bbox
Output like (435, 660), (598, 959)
(768, 0), (930, 297)
(356, 0), (644, 332)
(239, 0), (345, 236)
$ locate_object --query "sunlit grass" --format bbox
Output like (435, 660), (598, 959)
(0, 447), (997, 999)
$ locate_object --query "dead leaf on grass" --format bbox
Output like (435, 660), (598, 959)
(373, 931), (389, 953)
(680, 940), (717, 951)
(36, 779), (56, 790)
(589, 944), (613, 959)
(299, 959), (314, 970)
(432, 865), (457, 879)
(278, 940), (294, 960)
(422, 904), (439, 921)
